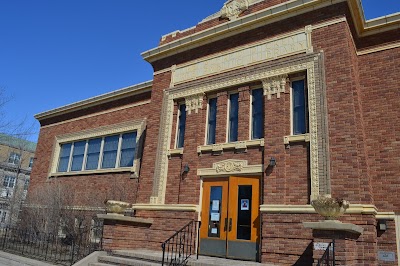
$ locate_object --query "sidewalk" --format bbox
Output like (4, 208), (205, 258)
(0, 250), (54, 266)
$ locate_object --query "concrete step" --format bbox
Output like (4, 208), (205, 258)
(111, 249), (272, 266)
(112, 249), (163, 262)
(98, 255), (160, 266)
(89, 263), (114, 266)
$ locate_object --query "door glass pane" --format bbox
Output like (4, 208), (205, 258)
(237, 185), (252, 240)
(208, 186), (222, 238)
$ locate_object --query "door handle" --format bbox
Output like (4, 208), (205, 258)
(229, 218), (232, 232)
(224, 218), (228, 232)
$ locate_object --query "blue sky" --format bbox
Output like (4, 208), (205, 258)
(0, 0), (399, 142)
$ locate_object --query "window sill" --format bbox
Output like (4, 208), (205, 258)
(283, 133), (310, 144)
(49, 167), (137, 178)
(167, 148), (184, 159)
(197, 139), (264, 154)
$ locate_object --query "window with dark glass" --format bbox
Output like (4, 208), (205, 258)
(228, 93), (239, 142)
(85, 138), (101, 170)
(101, 135), (119, 169)
(3, 176), (15, 188)
(292, 80), (307, 135)
(176, 103), (186, 148)
(71, 141), (86, 171)
(57, 132), (137, 173)
(252, 88), (264, 139)
(207, 98), (217, 145)
(58, 143), (72, 172)
(8, 152), (21, 165)
(119, 132), (137, 167)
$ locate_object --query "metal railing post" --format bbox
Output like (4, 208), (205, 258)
(196, 221), (201, 260)
(332, 239), (335, 265)
(161, 242), (165, 266)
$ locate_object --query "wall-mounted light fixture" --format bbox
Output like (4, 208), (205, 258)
(269, 157), (276, 167)
(378, 219), (387, 231)
(182, 163), (190, 175)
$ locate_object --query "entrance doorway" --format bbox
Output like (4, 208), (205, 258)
(199, 176), (260, 261)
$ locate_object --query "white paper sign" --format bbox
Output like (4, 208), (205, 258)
(211, 228), (218, 234)
(241, 199), (249, 210)
(212, 200), (219, 211)
(210, 213), (220, 221)
(314, 243), (329, 251)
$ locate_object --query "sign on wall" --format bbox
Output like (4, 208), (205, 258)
(378, 251), (396, 262)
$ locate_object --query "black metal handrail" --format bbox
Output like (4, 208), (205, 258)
(317, 239), (335, 266)
(0, 225), (103, 265)
(161, 220), (201, 266)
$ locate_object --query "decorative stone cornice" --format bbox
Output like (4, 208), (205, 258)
(220, 0), (249, 21)
(185, 93), (204, 115)
(262, 74), (288, 100)
(198, 159), (263, 177)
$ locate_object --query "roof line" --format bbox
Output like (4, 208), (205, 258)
(35, 80), (153, 121)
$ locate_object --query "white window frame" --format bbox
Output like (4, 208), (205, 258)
(250, 86), (263, 140)
(226, 91), (239, 143)
(290, 76), (308, 136)
(174, 102), (186, 149)
(205, 95), (217, 145)
(50, 120), (146, 178)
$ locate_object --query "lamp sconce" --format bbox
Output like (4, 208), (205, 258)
(269, 157), (276, 167)
(182, 163), (190, 175)
(378, 219), (387, 231)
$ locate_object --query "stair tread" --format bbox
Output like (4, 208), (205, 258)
(89, 263), (114, 266)
(113, 249), (163, 262)
(98, 255), (161, 266)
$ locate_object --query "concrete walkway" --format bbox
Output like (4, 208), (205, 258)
(0, 250), (55, 266)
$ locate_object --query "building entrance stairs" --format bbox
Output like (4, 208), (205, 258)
(89, 249), (277, 266)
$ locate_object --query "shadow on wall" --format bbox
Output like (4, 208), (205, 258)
(293, 242), (313, 266)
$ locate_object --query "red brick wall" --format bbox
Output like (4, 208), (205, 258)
(29, 94), (150, 206)
(103, 210), (197, 251)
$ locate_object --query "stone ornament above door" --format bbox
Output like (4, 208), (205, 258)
(197, 159), (263, 177)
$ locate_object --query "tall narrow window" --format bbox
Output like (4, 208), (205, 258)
(252, 88), (263, 139)
(101, 135), (119, 169)
(71, 141), (86, 171)
(207, 98), (217, 145)
(292, 80), (307, 135)
(176, 104), (186, 148)
(228, 93), (239, 142)
(119, 132), (137, 167)
(85, 138), (101, 170)
(58, 143), (72, 172)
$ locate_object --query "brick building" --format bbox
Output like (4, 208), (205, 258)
(30, 0), (400, 264)
(0, 134), (35, 227)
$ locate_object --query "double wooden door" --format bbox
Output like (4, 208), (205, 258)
(199, 176), (260, 261)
